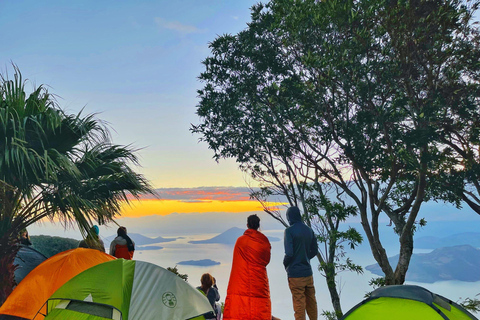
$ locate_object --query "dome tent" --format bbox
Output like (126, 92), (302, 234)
(36, 259), (213, 320)
(13, 245), (48, 285)
(0, 248), (115, 320)
(341, 285), (478, 320)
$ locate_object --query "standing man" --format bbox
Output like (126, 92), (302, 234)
(283, 206), (318, 320)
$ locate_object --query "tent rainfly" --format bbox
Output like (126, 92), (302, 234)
(341, 285), (478, 320)
(0, 248), (115, 320)
(36, 259), (214, 320)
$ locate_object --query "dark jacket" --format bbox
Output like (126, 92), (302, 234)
(283, 206), (318, 278)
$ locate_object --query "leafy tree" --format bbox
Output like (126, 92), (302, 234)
(167, 265), (189, 282)
(0, 67), (153, 303)
(193, 0), (480, 291)
(30, 235), (79, 258)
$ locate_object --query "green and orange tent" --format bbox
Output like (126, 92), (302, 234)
(37, 259), (213, 320)
(0, 248), (115, 320)
(341, 285), (478, 320)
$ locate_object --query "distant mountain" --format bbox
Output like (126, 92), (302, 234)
(366, 245), (480, 283)
(189, 227), (280, 245)
(415, 232), (480, 249)
(177, 259), (221, 266)
(104, 233), (176, 246)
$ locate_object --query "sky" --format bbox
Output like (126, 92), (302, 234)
(2, 0), (479, 236)
(0, 0), (260, 191)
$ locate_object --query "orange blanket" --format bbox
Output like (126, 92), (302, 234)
(223, 228), (271, 320)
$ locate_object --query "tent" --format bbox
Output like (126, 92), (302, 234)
(37, 259), (214, 320)
(341, 285), (478, 320)
(0, 248), (115, 320)
(14, 245), (48, 285)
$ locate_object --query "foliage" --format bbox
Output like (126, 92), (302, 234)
(167, 265), (189, 282)
(193, 0), (480, 288)
(0, 66), (154, 303)
(321, 310), (338, 320)
(364, 277), (386, 298)
(31, 235), (79, 258)
(459, 294), (480, 313)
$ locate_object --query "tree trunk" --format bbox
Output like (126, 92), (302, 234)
(394, 230), (414, 284)
(0, 235), (19, 305)
(326, 270), (343, 319)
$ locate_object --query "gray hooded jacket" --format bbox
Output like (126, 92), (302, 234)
(283, 206), (318, 278)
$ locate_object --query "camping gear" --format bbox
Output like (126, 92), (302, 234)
(0, 248), (115, 320)
(37, 259), (214, 320)
(14, 245), (48, 285)
(341, 285), (478, 320)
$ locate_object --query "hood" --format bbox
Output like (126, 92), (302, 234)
(286, 206), (302, 225)
(113, 236), (128, 245)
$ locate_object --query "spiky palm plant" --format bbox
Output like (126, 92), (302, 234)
(0, 66), (153, 303)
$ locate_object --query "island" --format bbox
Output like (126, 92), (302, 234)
(366, 245), (480, 283)
(189, 227), (280, 245)
(136, 245), (163, 251)
(177, 259), (221, 266)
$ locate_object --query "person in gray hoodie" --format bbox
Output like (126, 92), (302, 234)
(283, 206), (318, 320)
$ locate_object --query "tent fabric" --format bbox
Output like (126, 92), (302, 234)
(14, 245), (47, 285)
(42, 259), (214, 320)
(40, 308), (112, 320)
(223, 228), (271, 320)
(341, 285), (478, 320)
(0, 248), (115, 320)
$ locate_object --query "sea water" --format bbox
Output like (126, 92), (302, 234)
(133, 230), (480, 320)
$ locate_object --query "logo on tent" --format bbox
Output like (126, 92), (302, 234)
(162, 292), (177, 308)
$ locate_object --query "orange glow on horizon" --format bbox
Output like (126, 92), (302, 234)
(119, 199), (285, 218)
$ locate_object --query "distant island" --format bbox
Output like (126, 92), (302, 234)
(366, 245), (480, 283)
(137, 245), (163, 251)
(415, 232), (480, 249)
(177, 259), (221, 266)
(189, 227), (281, 245)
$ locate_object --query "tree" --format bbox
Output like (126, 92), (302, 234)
(167, 265), (189, 282)
(193, 0), (480, 290)
(30, 235), (79, 258)
(0, 67), (153, 303)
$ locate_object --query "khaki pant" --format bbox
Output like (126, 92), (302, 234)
(288, 276), (318, 320)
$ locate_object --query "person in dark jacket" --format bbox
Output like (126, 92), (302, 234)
(283, 206), (318, 320)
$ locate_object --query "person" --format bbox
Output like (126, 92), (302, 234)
(78, 225), (105, 252)
(109, 226), (135, 259)
(196, 273), (220, 320)
(223, 214), (272, 320)
(18, 228), (32, 246)
(283, 206), (319, 320)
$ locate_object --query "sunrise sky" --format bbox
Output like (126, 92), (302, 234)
(0, 1), (270, 219)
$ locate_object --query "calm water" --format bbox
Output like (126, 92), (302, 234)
(133, 230), (480, 320)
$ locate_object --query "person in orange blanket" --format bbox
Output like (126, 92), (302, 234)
(223, 214), (273, 320)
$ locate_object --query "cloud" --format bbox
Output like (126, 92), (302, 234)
(154, 17), (203, 35)
(131, 187), (255, 202)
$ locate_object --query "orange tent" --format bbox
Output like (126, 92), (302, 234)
(0, 248), (115, 320)
(223, 228), (271, 320)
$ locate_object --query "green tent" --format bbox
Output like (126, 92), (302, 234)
(341, 285), (478, 320)
(36, 259), (213, 320)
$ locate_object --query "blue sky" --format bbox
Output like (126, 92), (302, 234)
(0, 0), (260, 188)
